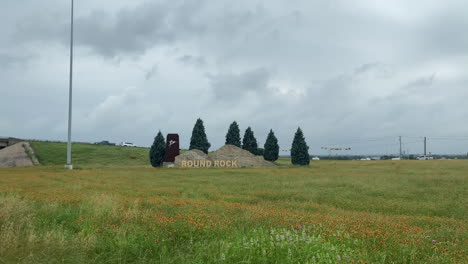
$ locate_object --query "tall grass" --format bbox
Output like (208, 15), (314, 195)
(0, 160), (466, 263)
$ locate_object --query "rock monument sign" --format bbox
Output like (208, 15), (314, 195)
(164, 134), (180, 162)
(174, 145), (276, 168)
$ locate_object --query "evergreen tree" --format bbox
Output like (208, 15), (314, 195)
(264, 129), (279, 161)
(189, 118), (211, 154)
(291, 127), (310, 165)
(242, 127), (258, 155)
(149, 131), (166, 167)
(225, 121), (241, 147)
(257, 148), (265, 156)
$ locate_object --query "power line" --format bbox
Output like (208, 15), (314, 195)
(427, 138), (468, 141)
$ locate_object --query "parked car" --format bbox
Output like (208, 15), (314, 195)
(391, 157), (402, 160)
(312, 157), (320, 161)
(94, 140), (116, 146)
(416, 155), (433, 160)
(121, 142), (135, 147)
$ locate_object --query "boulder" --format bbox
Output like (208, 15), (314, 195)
(209, 145), (276, 168)
(174, 149), (209, 167)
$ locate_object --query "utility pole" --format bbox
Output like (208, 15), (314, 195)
(399, 136), (402, 158)
(65, 0), (74, 170)
(424, 137), (427, 156)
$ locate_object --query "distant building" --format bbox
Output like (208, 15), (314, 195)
(416, 155), (433, 160)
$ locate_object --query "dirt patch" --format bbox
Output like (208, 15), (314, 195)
(0, 142), (39, 168)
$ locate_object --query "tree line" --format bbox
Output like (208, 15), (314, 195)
(150, 118), (310, 167)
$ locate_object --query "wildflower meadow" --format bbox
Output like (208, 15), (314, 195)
(0, 146), (466, 263)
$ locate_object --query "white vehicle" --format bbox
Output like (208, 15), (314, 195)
(360, 157), (371, 161)
(121, 142), (135, 147)
(312, 157), (320, 161)
(391, 157), (402, 160)
(416, 155), (433, 160)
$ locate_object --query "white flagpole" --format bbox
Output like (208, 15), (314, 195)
(65, 0), (74, 170)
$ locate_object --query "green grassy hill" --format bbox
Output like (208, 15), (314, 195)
(30, 141), (151, 167)
(30, 141), (280, 167)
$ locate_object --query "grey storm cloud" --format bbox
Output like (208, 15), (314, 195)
(145, 65), (158, 80)
(353, 63), (395, 79)
(178, 55), (206, 67)
(2, 0), (468, 154)
(208, 68), (270, 101)
(0, 53), (33, 68)
(15, 1), (207, 57)
(14, 0), (265, 58)
(71, 1), (206, 57)
(417, 9), (468, 57)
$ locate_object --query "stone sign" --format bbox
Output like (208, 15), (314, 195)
(180, 159), (238, 168)
(164, 134), (180, 162)
(174, 145), (276, 168)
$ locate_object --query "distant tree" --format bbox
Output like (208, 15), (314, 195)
(225, 121), (241, 147)
(149, 131), (166, 167)
(242, 127), (258, 155)
(264, 129), (279, 161)
(189, 118), (211, 154)
(291, 127), (310, 165)
(257, 148), (265, 156)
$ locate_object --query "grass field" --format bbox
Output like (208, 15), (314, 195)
(30, 141), (151, 167)
(0, 142), (466, 263)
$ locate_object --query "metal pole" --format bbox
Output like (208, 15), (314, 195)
(424, 137), (426, 156)
(399, 136), (402, 158)
(65, 0), (74, 170)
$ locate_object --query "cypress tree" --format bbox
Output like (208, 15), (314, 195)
(264, 129), (279, 161)
(291, 127), (310, 165)
(149, 131), (166, 167)
(257, 148), (265, 156)
(225, 121), (241, 147)
(189, 118), (211, 154)
(242, 127), (258, 155)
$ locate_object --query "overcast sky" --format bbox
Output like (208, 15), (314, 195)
(1, 0), (467, 155)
